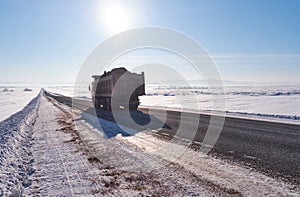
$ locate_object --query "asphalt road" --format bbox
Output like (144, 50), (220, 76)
(45, 91), (300, 185)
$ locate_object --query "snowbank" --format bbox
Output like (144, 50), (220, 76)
(0, 92), (41, 196)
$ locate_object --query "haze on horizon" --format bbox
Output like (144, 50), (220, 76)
(0, 0), (299, 84)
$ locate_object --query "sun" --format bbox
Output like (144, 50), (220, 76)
(97, 1), (132, 34)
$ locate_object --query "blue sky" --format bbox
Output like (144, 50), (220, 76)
(0, 0), (299, 84)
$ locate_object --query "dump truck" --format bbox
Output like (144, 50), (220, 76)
(90, 67), (145, 110)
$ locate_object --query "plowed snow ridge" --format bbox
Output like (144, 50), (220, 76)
(0, 93), (40, 196)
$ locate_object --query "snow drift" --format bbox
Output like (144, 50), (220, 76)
(0, 92), (41, 196)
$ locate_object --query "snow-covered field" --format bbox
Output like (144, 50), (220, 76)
(0, 86), (40, 122)
(46, 85), (300, 123)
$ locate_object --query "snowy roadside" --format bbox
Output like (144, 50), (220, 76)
(1, 91), (299, 196)
(124, 133), (300, 196)
(0, 92), (41, 196)
(1, 93), (215, 196)
(40, 93), (224, 196)
(24, 94), (109, 196)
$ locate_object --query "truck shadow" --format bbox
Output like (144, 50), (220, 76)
(77, 107), (172, 138)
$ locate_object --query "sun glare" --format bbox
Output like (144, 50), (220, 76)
(97, 1), (132, 34)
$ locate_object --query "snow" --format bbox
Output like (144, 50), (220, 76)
(0, 88), (299, 195)
(0, 87), (40, 122)
(25, 94), (218, 196)
(140, 85), (300, 124)
(121, 130), (300, 196)
(0, 92), (40, 196)
(24, 95), (106, 196)
(46, 85), (300, 124)
(72, 104), (300, 196)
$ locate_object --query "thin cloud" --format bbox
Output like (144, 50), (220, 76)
(211, 54), (300, 58)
